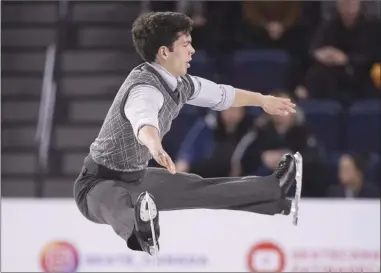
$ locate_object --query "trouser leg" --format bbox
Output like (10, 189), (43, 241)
(77, 166), (285, 253)
(229, 199), (291, 215)
(85, 179), (138, 241)
(140, 168), (284, 214)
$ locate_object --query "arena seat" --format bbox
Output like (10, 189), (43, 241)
(346, 99), (381, 153)
(163, 104), (203, 157)
(245, 106), (263, 119)
(174, 114), (214, 163)
(324, 151), (380, 185)
(223, 49), (292, 92)
(299, 99), (344, 151)
(187, 50), (215, 80)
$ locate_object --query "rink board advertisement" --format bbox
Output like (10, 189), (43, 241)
(2, 198), (380, 272)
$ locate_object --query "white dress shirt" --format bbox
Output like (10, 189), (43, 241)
(124, 62), (236, 138)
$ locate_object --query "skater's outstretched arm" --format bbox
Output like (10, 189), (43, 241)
(138, 125), (176, 174)
(231, 88), (296, 116)
(124, 87), (176, 174)
(186, 75), (296, 116)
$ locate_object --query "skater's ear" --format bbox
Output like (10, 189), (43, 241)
(159, 46), (167, 59)
(156, 47), (166, 62)
(157, 45), (173, 61)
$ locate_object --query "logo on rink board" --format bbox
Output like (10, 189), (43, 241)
(40, 241), (79, 273)
(247, 241), (286, 272)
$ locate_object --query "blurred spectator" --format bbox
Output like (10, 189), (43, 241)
(239, 1), (310, 97)
(370, 62), (380, 90)
(325, 153), (380, 198)
(369, 17), (381, 95)
(231, 90), (325, 197)
(299, 1), (323, 34)
(175, 107), (251, 178)
(321, 0), (381, 21)
(176, 0), (206, 28)
(140, 0), (173, 14)
(296, 0), (378, 103)
(240, 1), (304, 51)
(242, 1), (301, 49)
(141, 0), (206, 27)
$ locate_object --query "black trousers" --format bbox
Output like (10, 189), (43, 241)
(73, 155), (287, 250)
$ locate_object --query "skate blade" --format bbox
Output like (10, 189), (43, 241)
(140, 193), (158, 222)
(145, 192), (159, 267)
(292, 152), (303, 226)
(149, 244), (159, 267)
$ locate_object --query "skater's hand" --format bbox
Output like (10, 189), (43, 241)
(137, 125), (176, 174)
(152, 150), (177, 174)
(261, 95), (296, 116)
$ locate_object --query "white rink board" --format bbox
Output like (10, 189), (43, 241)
(1, 198), (380, 272)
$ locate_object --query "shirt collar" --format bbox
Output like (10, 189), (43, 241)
(147, 62), (181, 91)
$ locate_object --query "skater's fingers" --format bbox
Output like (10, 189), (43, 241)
(153, 152), (166, 167)
(163, 154), (176, 174)
(154, 152), (176, 174)
(158, 154), (168, 167)
(281, 100), (296, 113)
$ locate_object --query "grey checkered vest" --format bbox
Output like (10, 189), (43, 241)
(90, 63), (195, 172)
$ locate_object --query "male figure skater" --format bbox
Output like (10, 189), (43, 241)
(73, 11), (300, 256)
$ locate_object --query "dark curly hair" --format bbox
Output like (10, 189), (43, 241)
(131, 11), (193, 62)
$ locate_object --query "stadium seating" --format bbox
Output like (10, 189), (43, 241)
(346, 100), (381, 153)
(187, 50), (216, 80)
(163, 104), (203, 157)
(298, 99), (344, 151)
(2, 1), (380, 198)
(222, 49), (292, 92)
(324, 152), (380, 185)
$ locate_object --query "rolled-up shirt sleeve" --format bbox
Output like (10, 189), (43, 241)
(124, 85), (164, 140)
(186, 75), (236, 111)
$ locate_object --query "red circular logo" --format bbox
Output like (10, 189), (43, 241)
(40, 241), (79, 273)
(247, 241), (286, 272)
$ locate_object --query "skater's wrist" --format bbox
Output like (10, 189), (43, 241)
(231, 89), (265, 107)
(147, 143), (165, 158)
(138, 125), (163, 152)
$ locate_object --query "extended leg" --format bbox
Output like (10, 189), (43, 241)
(140, 153), (297, 215)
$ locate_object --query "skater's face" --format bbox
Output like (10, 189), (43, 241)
(157, 32), (195, 77)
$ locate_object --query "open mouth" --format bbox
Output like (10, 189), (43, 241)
(186, 60), (192, 68)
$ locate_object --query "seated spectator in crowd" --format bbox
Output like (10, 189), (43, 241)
(295, 0), (378, 103)
(231, 90), (325, 197)
(369, 18), (381, 96)
(321, 0), (381, 21)
(240, 1), (309, 96)
(240, 1), (304, 52)
(370, 62), (380, 91)
(325, 153), (380, 198)
(141, 0), (206, 27)
(175, 107), (251, 178)
(176, 0), (207, 27)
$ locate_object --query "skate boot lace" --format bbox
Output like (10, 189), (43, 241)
(275, 160), (287, 179)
